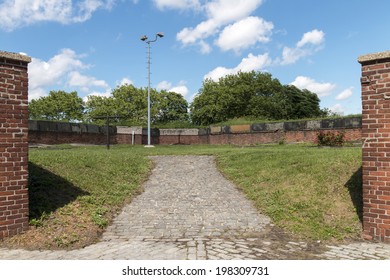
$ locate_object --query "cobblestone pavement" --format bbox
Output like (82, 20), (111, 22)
(1, 155), (390, 260)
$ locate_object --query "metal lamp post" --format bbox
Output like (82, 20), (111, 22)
(140, 32), (164, 147)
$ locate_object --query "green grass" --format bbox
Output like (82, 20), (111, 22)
(216, 145), (362, 240)
(29, 146), (151, 226)
(10, 144), (362, 249)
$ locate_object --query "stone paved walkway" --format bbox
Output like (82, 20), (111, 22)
(1, 155), (390, 260)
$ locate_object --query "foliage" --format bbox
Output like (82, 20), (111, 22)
(84, 84), (189, 126)
(317, 131), (345, 147)
(29, 90), (84, 122)
(190, 71), (328, 126)
(84, 84), (147, 125)
(156, 90), (189, 123)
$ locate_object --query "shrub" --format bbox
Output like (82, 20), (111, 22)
(317, 131), (345, 147)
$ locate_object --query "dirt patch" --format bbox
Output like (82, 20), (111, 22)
(1, 218), (103, 251)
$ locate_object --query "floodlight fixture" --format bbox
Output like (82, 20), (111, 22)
(140, 35), (148, 41)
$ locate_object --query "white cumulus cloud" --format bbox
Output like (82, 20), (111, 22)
(157, 80), (173, 90)
(28, 48), (108, 101)
(157, 80), (189, 97)
(0, 0), (115, 31)
(215, 16), (273, 53)
(68, 71), (109, 91)
(206, 0), (263, 25)
(281, 47), (308, 65)
(177, 19), (218, 45)
(330, 104), (345, 115)
(84, 89), (112, 103)
(204, 53), (272, 81)
(153, 0), (201, 10)
(297, 29), (325, 48)
(199, 40), (212, 54)
(280, 29), (325, 65)
(175, 0), (266, 53)
(290, 76), (335, 97)
(117, 77), (134, 86)
(336, 87), (353, 100)
(28, 49), (86, 100)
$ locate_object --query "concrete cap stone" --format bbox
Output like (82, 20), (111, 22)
(0, 50), (31, 63)
(159, 129), (199, 136)
(358, 50), (390, 63)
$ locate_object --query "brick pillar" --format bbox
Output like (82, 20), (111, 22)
(359, 51), (390, 242)
(0, 51), (31, 240)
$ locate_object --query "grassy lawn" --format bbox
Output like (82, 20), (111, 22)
(1, 144), (362, 249)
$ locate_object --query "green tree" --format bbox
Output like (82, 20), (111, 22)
(282, 86), (323, 119)
(190, 79), (225, 125)
(84, 84), (147, 125)
(155, 90), (189, 123)
(84, 84), (189, 125)
(29, 90), (84, 122)
(84, 94), (118, 124)
(191, 71), (324, 125)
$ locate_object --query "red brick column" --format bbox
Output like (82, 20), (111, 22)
(0, 51), (31, 240)
(359, 51), (390, 242)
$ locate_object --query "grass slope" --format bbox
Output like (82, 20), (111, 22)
(1, 144), (362, 249)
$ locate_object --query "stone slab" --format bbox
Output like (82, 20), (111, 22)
(28, 120), (38, 131)
(358, 51), (390, 63)
(198, 128), (210, 136)
(37, 121), (58, 132)
(306, 120), (321, 130)
(344, 117), (362, 128)
(57, 122), (72, 133)
(221, 126), (230, 134)
(284, 121), (306, 131)
(117, 126), (142, 135)
(321, 118), (345, 129)
(142, 128), (160, 137)
(230, 124), (251, 134)
(159, 129), (199, 136)
(210, 126), (222, 134)
(266, 122), (284, 131)
(0, 50), (31, 63)
(71, 124), (81, 133)
(251, 123), (267, 132)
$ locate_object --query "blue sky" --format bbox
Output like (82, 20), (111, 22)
(2, 0), (390, 115)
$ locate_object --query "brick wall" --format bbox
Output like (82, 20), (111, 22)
(28, 120), (116, 145)
(359, 51), (390, 242)
(29, 117), (362, 146)
(0, 51), (31, 240)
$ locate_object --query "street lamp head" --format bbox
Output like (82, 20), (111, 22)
(140, 35), (148, 41)
(156, 32), (164, 38)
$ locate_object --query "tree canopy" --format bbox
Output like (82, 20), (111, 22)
(190, 71), (327, 125)
(29, 86), (189, 126)
(84, 84), (189, 125)
(29, 90), (84, 122)
(29, 71), (329, 127)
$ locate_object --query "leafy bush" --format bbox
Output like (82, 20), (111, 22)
(317, 131), (345, 147)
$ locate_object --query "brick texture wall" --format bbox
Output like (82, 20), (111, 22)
(359, 51), (390, 242)
(0, 51), (31, 240)
(29, 118), (362, 146)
